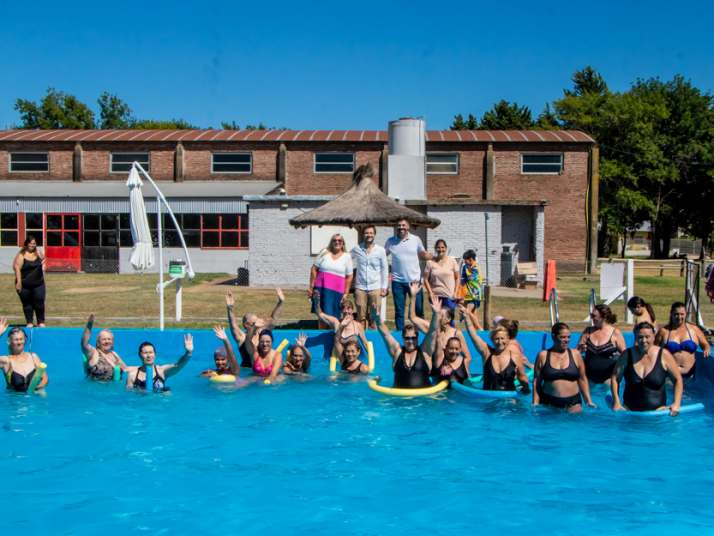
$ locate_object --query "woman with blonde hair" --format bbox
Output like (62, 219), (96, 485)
(308, 233), (354, 319)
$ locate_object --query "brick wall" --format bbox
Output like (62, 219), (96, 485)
(182, 142), (278, 181)
(81, 142), (176, 181)
(0, 142), (74, 180)
(493, 144), (588, 269)
(425, 143), (485, 199)
(285, 143), (383, 195)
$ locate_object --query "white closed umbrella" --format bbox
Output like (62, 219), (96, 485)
(126, 165), (155, 271)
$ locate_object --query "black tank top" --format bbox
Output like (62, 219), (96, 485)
(584, 329), (619, 383)
(623, 348), (666, 411)
(6, 368), (36, 392)
(433, 357), (469, 384)
(540, 349), (580, 383)
(483, 353), (517, 391)
(393, 348), (431, 388)
(21, 256), (44, 288)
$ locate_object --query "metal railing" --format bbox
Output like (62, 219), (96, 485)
(548, 287), (560, 326)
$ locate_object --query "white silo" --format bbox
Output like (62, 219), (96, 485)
(386, 118), (426, 201)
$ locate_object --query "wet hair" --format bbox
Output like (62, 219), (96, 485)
(259, 329), (274, 341)
(434, 239), (447, 249)
(462, 249), (476, 261)
(627, 296), (656, 322)
(342, 340), (362, 360)
(287, 344), (311, 372)
(593, 304), (617, 324)
(138, 341), (155, 354)
(634, 321), (656, 334)
(551, 322), (571, 337)
(490, 325), (510, 341)
(496, 318), (519, 339)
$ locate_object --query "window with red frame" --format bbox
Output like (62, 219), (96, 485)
(201, 213), (248, 249)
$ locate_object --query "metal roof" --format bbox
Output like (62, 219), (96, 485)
(0, 129), (595, 144)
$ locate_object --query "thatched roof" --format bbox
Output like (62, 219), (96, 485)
(289, 163), (440, 229)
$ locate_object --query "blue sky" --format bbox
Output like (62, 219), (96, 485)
(1, 0), (712, 130)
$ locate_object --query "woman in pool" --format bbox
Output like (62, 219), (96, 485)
(533, 322), (595, 412)
(125, 334), (193, 392)
(0, 318), (48, 393)
(81, 313), (127, 381)
(494, 316), (533, 369)
(335, 340), (370, 375)
(200, 326), (239, 379)
(370, 295), (440, 388)
(408, 282), (472, 367)
(226, 288), (284, 368)
(576, 304), (626, 384)
(461, 307), (530, 392)
(283, 333), (312, 375)
(244, 328), (283, 383)
(313, 297), (369, 360)
(611, 322), (683, 415)
(627, 296), (656, 327)
(655, 302), (710, 379)
(423, 239), (460, 309)
(430, 336), (471, 385)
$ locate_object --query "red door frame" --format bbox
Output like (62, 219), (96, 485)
(44, 213), (82, 272)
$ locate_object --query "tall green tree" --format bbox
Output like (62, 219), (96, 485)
(479, 100), (534, 129)
(131, 119), (198, 129)
(450, 113), (477, 130)
(15, 88), (95, 128)
(98, 92), (133, 129)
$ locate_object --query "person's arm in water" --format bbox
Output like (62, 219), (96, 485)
(215, 325), (239, 376)
(610, 350), (627, 411)
(458, 304), (489, 363)
(265, 288), (285, 330)
(691, 323), (711, 358)
(407, 282), (430, 333)
(370, 304), (401, 363)
(163, 334), (194, 378)
(662, 348), (683, 416)
(225, 291), (246, 346)
(613, 328), (627, 355)
(532, 351), (546, 406)
(573, 349), (595, 407)
(81, 313), (97, 361)
(30, 353), (48, 389)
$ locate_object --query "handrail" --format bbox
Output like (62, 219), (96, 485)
(588, 288), (596, 326)
(548, 287), (560, 326)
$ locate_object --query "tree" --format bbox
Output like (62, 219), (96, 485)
(130, 119), (198, 129)
(478, 100), (534, 129)
(221, 121), (240, 130)
(535, 104), (560, 129)
(565, 65), (608, 97)
(450, 113), (477, 130)
(98, 92), (133, 129)
(15, 88), (95, 128)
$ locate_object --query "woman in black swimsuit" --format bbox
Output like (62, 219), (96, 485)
(534, 322), (595, 412)
(461, 307), (530, 392)
(13, 236), (46, 327)
(0, 318), (48, 393)
(371, 295), (440, 389)
(577, 304), (626, 385)
(611, 322), (683, 415)
(125, 334), (193, 392)
(336, 340), (370, 375)
(430, 336), (470, 385)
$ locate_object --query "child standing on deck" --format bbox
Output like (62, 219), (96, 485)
(459, 250), (483, 330)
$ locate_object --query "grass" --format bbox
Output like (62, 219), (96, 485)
(1, 271), (711, 330)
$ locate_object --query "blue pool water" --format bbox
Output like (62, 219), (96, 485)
(2, 328), (714, 535)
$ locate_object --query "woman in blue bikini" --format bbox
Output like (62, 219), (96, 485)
(655, 302), (710, 379)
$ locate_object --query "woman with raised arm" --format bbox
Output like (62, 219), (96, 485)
(494, 317), (533, 369)
(81, 313), (127, 381)
(125, 334), (193, 392)
(313, 296), (369, 359)
(408, 282), (472, 371)
(200, 326), (239, 379)
(611, 322), (683, 415)
(225, 288), (284, 368)
(576, 304), (626, 384)
(284, 333), (312, 375)
(0, 318), (48, 393)
(370, 296), (440, 388)
(461, 306), (530, 392)
(655, 302), (710, 379)
(533, 322), (595, 412)
(244, 328), (283, 384)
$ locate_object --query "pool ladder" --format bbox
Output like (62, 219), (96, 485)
(548, 287), (560, 326)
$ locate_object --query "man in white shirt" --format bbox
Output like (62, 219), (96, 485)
(351, 225), (388, 329)
(384, 219), (432, 330)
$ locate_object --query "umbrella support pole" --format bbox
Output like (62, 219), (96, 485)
(158, 277), (183, 322)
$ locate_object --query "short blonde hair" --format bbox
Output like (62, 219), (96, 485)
(489, 325), (510, 341)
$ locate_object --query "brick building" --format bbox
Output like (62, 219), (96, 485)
(0, 124), (596, 286)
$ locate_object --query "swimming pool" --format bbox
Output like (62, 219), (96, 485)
(2, 328), (714, 535)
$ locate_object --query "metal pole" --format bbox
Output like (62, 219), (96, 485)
(176, 279), (182, 322)
(484, 213), (490, 285)
(158, 200), (164, 331)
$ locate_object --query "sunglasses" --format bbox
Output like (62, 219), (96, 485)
(403, 336), (418, 341)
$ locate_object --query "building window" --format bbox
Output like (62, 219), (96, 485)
(25, 213), (44, 246)
(111, 152), (150, 173)
(10, 153), (49, 172)
(426, 153), (459, 174)
(521, 153), (563, 174)
(314, 153), (354, 173)
(163, 213), (201, 248)
(0, 213), (18, 246)
(212, 153), (252, 174)
(201, 213), (249, 249)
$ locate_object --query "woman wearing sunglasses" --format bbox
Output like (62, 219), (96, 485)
(309, 233), (354, 321)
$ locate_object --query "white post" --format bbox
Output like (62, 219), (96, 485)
(625, 259), (634, 324)
(157, 201), (164, 331)
(175, 279), (182, 322)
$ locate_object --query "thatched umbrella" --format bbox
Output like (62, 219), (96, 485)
(289, 163), (440, 232)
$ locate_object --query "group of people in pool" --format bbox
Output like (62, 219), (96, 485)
(0, 285), (709, 414)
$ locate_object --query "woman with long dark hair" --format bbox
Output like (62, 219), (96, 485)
(655, 302), (710, 379)
(577, 304), (626, 384)
(13, 235), (46, 327)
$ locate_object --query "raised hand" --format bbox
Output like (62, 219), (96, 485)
(276, 287), (285, 303)
(213, 325), (227, 341)
(86, 313), (96, 325)
(369, 303), (382, 325)
(184, 333), (194, 353)
(429, 293), (442, 313)
(225, 291), (235, 308)
(296, 332), (308, 347)
(0, 317), (7, 337)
